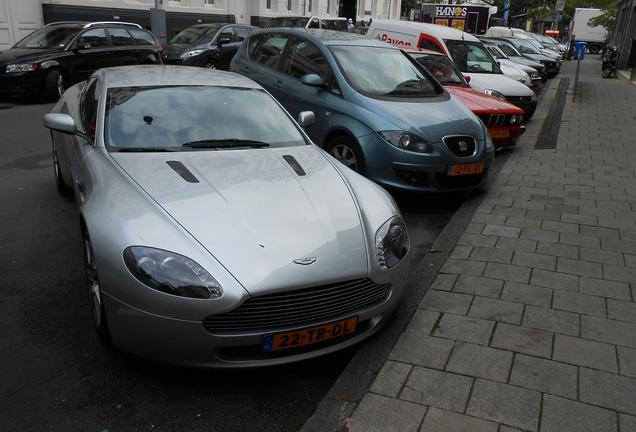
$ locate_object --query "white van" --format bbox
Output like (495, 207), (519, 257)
(368, 20), (537, 117)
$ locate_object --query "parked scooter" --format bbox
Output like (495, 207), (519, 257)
(602, 46), (618, 78)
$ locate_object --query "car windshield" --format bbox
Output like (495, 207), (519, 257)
(330, 46), (441, 98)
(497, 42), (522, 57)
(485, 45), (507, 59)
(105, 86), (306, 151)
(409, 53), (466, 85)
(266, 17), (310, 28)
(445, 40), (500, 74)
(14, 26), (79, 49)
(321, 19), (347, 31)
(169, 26), (218, 44)
(511, 40), (541, 55)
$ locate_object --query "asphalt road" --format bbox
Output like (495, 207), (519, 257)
(0, 100), (478, 432)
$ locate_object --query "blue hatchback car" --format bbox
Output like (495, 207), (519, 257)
(230, 29), (494, 192)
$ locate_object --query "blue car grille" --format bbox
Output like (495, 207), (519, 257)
(443, 135), (476, 158)
(203, 279), (392, 332)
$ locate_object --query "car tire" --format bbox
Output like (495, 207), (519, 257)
(82, 228), (111, 344)
(324, 135), (366, 174)
(203, 59), (217, 69)
(52, 145), (72, 197)
(44, 69), (65, 101)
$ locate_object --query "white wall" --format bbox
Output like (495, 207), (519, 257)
(0, 0), (43, 49)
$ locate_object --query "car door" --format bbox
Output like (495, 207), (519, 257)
(215, 26), (239, 70)
(65, 77), (99, 203)
(66, 28), (113, 82)
(277, 37), (345, 145)
(234, 33), (290, 101)
(105, 27), (139, 67)
(127, 28), (162, 64)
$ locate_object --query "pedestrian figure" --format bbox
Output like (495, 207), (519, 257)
(347, 18), (354, 32)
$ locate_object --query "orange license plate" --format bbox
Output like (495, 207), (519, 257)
(489, 129), (510, 138)
(448, 162), (485, 176)
(262, 316), (358, 352)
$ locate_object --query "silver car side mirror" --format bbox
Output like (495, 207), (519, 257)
(298, 111), (315, 128)
(301, 73), (325, 88)
(43, 113), (77, 135)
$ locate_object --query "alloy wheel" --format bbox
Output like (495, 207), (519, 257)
(56, 74), (64, 97)
(330, 144), (358, 171)
(204, 61), (216, 69)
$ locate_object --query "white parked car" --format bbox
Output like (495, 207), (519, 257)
(367, 20), (537, 118)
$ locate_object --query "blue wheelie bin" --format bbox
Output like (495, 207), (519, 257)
(574, 41), (588, 60)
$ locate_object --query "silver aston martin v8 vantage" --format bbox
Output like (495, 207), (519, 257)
(43, 65), (410, 367)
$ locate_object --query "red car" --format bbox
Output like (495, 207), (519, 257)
(407, 49), (525, 148)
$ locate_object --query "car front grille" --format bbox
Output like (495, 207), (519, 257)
(478, 114), (512, 127)
(443, 135), (476, 158)
(203, 279), (392, 333)
(506, 96), (534, 104)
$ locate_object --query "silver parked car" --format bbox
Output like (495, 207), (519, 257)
(43, 65), (410, 367)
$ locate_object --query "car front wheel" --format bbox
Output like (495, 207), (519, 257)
(324, 136), (366, 174)
(44, 69), (65, 101)
(53, 144), (72, 197)
(83, 228), (111, 343)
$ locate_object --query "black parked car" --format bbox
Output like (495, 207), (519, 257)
(0, 21), (162, 101)
(163, 23), (257, 70)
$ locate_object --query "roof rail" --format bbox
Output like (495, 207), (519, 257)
(83, 21), (142, 29)
(43, 21), (87, 27)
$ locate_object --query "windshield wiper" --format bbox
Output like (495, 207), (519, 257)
(386, 79), (427, 96)
(182, 139), (270, 149)
(118, 147), (175, 152)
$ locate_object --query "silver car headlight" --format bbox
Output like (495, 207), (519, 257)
(5, 63), (37, 73)
(378, 131), (433, 153)
(123, 246), (222, 299)
(376, 216), (409, 270)
(180, 49), (205, 59)
(483, 89), (506, 100)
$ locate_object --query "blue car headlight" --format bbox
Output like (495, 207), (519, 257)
(123, 246), (222, 299)
(378, 131), (433, 153)
(180, 49), (205, 59)
(376, 216), (409, 270)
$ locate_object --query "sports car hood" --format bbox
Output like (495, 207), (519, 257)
(351, 92), (483, 143)
(111, 146), (368, 295)
(464, 73), (534, 97)
(445, 85), (523, 114)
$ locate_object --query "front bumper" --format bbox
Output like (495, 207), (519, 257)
(359, 133), (494, 192)
(489, 125), (525, 147)
(505, 96), (537, 118)
(0, 70), (45, 96)
(102, 264), (409, 368)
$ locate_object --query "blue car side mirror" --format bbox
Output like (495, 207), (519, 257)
(301, 73), (325, 88)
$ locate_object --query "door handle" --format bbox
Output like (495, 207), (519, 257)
(273, 81), (283, 89)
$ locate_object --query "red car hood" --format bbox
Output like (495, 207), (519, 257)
(445, 85), (524, 115)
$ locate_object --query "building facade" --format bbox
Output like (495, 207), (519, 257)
(613, 0), (636, 69)
(0, 0), (402, 49)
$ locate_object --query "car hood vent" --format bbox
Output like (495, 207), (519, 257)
(166, 160), (199, 183)
(282, 155), (306, 176)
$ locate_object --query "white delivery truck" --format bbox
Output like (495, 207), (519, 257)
(570, 8), (608, 54)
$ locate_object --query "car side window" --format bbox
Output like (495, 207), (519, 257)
(107, 27), (134, 46)
(76, 28), (109, 48)
(234, 26), (249, 42)
(285, 39), (331, 81)
(217, 27), (236, 43)
(248, 34), (288, 69)
(80, 79), (100, 142)
(419, 38), (442, 53)
(128, 29), (156, 45)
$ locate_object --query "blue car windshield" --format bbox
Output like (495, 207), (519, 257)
(105, 86), (307, 151)
(330, 46), (441, 98)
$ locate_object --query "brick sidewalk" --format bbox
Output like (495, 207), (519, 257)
(348, 58), (636, 432)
